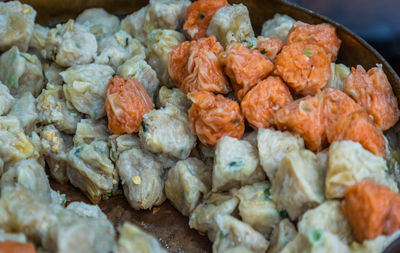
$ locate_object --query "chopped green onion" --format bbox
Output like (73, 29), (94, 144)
(228, 158), (244, 170)
(7, 74), (17, 87)
(112, 73), (117, 77)
(279, 210), (289, 218)
(125, 37), (129, 47)
(74, 146), (82, 157)
(179, 147), (186, 157)
(303, 49), (313, 57)
(308, 229), (324, 246)
(264, 188), (271, 200)
(141, 121), (147, 132)
(260, 49), (266, 54)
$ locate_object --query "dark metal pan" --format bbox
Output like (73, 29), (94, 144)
(17, 0), (400, 252)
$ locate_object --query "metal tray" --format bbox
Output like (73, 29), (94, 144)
(20, 0), (400, 252)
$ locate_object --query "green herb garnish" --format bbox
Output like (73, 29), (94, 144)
(112, 73), (117, 77)
(303, 49), (313, 57)
(125, 37), (129, 47)
(279, 210), (289, 218)
(199, 13), (205, 19)
(179, 148), (186, 158)
(260, 49), (266, 54)
(7, 74), (17, 87)
(308, 229), (324, 246)
(74, 146), (82, 157)
(228, 158), (244, 170)
(264, 188), (271, 200)
(141, 121), (147, 132)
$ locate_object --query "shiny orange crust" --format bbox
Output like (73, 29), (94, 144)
(344, 65), (400, 131)
(241, 76), (293, 129)
(0, 241), (36, 253)
(255, 36), (284, 61)
(275, 93), (325, 152)
(188, 91), (245, 146)
(275, 42), (331, 96)
(184, 0), (229, 40)
(326, 110), (386, 157)
(168, 36), (230, 94)
(287, 21), (342, 61)
(105, 76), (154, 134)
(322, 88), (363, 126)
(342, 181), (400, 242)
(219, 42), (274, 101)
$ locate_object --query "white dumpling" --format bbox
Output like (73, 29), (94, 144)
(189, 191), (238, 241)
(139, 104), (196, 160)
(117, 55), (160, 101)
(0, 46), (44, 97)
(45, 20), (97, 67)
(261, 13), (296, 43)
(271, 149), (325, 220)
(95, 30), (146, 70)
(1, 158), (52, 203)
(76, 8), (120, 41)
(116, 147), (165, 210)
(257, 128), (304, 182)
(298, 200), (353, 244)
(280, 229), (350, 253)
(157, 86), (191, 112)
(67, 140), (115, 204)
(165, 158), (211, 216)
(120, 6), (149, 44)
(326, 141), (397, 199)
(268, 219), (298, 253)
(146, 29), (185, 85)
(108, 134), (141, 163)
(213, 136), (265, 192)
(212, 214), (269, 253)
(73, 118), (109, 146)
(207, 4), (255, 48)
(61, 63), (114, 119)
(0, 186), (116, 253)
(235, 182), (280, 235)
(0, 1), (36, 52)
(28, 24), (49, 60)
(36, 83), (82, 134)
(143, 0), (191, 33)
